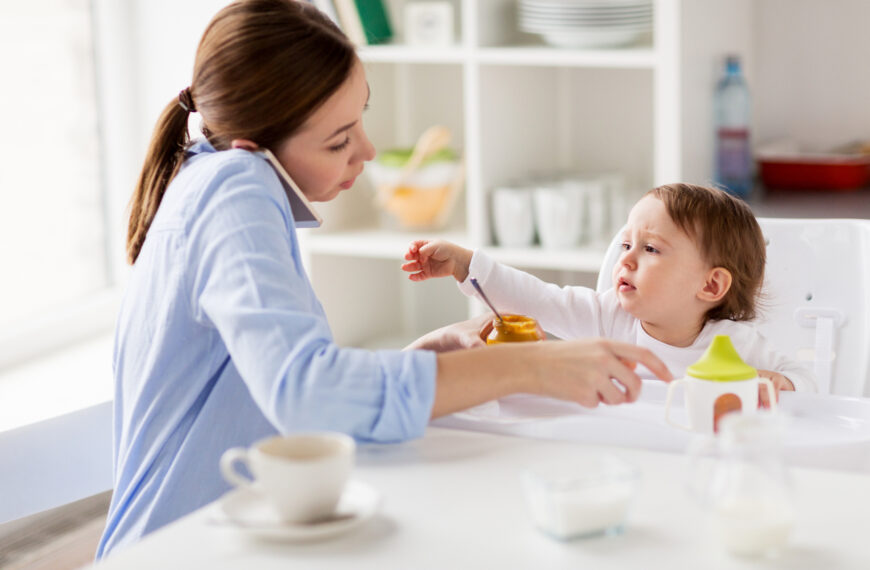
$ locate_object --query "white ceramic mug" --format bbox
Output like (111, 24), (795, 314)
(533, 183), (586, 249)
(491, 186), (536, 247)
(220, 432), (355, 523)
(664, 376), (776, 434)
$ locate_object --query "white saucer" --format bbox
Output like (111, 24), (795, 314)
(212, 480), (381, 542)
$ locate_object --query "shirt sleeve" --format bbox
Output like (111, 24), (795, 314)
(456, 249), (606, 339)
(185, 156), (437, 442)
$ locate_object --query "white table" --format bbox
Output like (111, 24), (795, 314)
(94, 426), (870, 569)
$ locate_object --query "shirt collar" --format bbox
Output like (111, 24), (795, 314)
(186, 138), (216, 157)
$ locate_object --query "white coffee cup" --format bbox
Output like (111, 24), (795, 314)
(491, 186), (536, 247)
(533, 183), (586, 249)
(220, 432), (355, 523)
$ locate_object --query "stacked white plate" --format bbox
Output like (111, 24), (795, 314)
(518, 0), (653, 49)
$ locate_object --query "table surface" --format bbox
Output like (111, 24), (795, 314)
(94, 426), (870, 570)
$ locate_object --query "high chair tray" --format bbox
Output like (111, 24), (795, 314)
(433, 381), (870, 473)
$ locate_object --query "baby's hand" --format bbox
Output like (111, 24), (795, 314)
(757, 369), (795, 408)
(401, 239), (472, 282)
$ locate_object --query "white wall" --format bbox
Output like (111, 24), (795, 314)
(754, 0), (870, 151)
(132, 0), (232, 156)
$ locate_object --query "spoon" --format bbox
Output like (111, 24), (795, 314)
(469, 278), (504, 324)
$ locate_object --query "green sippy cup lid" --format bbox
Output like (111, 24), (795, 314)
(686, 335), (757, 381)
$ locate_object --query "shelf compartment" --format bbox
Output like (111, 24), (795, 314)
(301, 229), (470, 259)
(301, 229), (606, 272)
(358, 45), (467, 64)
(484, 244), (606, 273)
(475, 46), (656, 69)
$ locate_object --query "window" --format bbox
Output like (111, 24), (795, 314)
(0, 0), (116, 367)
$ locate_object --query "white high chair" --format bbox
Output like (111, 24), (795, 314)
(595, 218), (870, 397)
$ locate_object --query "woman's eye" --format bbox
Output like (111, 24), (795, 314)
(329, 136), (351, 152)
(644, 245), (659, 254)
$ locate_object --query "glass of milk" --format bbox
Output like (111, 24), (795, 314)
(701, 412), (796, 557)
(521, 455), (640, 540)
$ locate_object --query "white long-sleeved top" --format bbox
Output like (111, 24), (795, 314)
(458, 250), (816, 392)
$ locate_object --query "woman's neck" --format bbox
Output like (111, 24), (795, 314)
(640, 318), (706, 348)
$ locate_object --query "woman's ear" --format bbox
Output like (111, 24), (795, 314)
(230, 139), (259, 151)
(698, 267), (732, 303)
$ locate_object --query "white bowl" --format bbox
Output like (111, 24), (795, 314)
(521, 454), (640, 540)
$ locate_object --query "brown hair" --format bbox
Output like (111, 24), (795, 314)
(126, 0), (356, 263)
(646, 183), (765, 323)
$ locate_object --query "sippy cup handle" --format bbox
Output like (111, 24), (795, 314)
(664, 379), (692, 431)
(758, 376), (777, 410)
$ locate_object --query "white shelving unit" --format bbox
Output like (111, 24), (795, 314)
(300, 0), (870, 348)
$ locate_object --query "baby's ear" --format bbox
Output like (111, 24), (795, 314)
(698, 267), (732, 303)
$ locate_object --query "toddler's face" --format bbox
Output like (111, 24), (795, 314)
(611, 196), (712, 332)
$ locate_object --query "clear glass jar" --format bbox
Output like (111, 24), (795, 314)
(690, 412), (796, 557)
(486, 314), (545, 344)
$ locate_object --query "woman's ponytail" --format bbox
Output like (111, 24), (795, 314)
(126, 93), (193, 264)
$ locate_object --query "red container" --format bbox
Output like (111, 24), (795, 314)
(758, 153), (870, 192)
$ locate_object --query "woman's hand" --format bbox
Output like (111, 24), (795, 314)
(527, 339), (670, 407)
(404, 313), (493, 352)
(757, 369), (794, 408)
(430, 338), (673, 418)
(402, 239), (473, 283)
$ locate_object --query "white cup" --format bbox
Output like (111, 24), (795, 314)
(664, 376), (776, 434)
(220, 432), (355, 523)
(491, 186), (536, 247)
(533, 183), (585, 249)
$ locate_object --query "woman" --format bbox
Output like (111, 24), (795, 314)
(97, 0), (670, 557)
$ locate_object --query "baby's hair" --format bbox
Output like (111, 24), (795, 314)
(646, 183), (765, 322)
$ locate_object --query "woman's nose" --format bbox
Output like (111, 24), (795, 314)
(356, 128), (376, 163)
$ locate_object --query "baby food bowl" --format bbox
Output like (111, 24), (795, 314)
(366, 148), (464, 230)
(521, 455), (640, 540)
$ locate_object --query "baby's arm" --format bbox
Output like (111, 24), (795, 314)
(402, 239), (473, 283)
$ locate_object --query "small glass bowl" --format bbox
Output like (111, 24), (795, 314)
(521, 455), (641, 540)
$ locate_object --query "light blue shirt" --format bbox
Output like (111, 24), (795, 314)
(97, 140), (436, 557)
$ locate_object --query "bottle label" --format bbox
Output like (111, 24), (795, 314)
(716, 128), (751, 196)
(717, 128), (750, 175)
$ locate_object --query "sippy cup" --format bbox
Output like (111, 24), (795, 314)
(665, 335), (776, 434)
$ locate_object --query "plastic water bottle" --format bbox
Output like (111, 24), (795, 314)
(714, 55), (752, 198)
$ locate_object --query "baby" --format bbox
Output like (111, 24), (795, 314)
(403, 183), (816, 404)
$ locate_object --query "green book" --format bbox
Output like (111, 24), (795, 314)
(355, 0), (392, 45)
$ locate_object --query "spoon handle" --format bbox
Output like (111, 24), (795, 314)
(469, 278), (504, 324)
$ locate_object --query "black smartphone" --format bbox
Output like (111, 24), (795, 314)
(258, 148), (322, 228)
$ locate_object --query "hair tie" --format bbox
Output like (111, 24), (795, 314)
(178, 87), (196, 113)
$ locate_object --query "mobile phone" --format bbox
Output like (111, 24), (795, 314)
(258, 148), (322, 228)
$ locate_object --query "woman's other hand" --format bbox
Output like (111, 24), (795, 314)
(405, 313), (493, 352)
